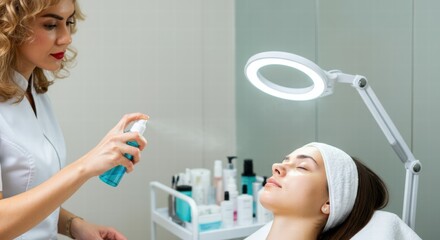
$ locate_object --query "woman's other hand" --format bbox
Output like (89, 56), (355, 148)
(70, 218), (127, 240)
(78, 113), (149, 178)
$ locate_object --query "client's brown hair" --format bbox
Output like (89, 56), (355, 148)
(318, 157), (389, 240)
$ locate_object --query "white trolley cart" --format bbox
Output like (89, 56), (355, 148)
(150, 181), (265, 240)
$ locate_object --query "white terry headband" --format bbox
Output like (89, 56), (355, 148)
(306, 142), (359, 232)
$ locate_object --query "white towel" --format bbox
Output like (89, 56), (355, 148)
(306, 142), (358, 231)
(245, 211), (421, 240)
(352, 210), (422, 240)
(244, 221), (272, 240)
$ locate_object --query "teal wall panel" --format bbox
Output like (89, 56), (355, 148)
(318, 0), (413, 226)
(413, 0), (440, 238)
(236, 0), (318, 180)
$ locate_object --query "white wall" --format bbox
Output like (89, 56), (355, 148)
(50, 1), (235, 239)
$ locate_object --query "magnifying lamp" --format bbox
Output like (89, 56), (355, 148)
(244, 51), (421, 230)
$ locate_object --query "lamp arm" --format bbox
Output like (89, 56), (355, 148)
(348, 75), (421, 172)
(336, 73), (421, 229)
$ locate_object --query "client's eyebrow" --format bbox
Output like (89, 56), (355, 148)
(41, 11), (76, 21)
(297, 154), (318, 166)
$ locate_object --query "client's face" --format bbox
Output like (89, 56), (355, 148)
(260, 146), (329, 218)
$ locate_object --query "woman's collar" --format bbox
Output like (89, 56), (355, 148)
(12, 70), (31, 91)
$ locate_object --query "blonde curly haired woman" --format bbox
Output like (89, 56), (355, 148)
(0, 0), (148, 239)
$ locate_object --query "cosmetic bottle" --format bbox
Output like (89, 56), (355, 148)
(192, 175), (204, 205)
(198, 204), (222, 231)
(226, 176), (238, 221)
(257, 178), (273, 224)
(241, 159), (256, 196)
(190, 168), (211, 205)
(237, 185), (253, 226)
(184, 168), (191, 185)
(213, 160), (223, 205)
(176, 185), (192, 222)
(220, 191), (234, 228)
(223, 156), (237, 191)
(99, 119), (147, 187)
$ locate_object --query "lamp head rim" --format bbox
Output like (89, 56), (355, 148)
(244, 51), (331, 101)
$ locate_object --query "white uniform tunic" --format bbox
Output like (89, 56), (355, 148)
(0, 72), (66, 239)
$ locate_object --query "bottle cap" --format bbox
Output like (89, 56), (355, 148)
(176, 185), (192, 192)
(242, 184), (248, 194)
(130, 119), (147, 134)
(224, 191), (230, 201)
(214, 160), (222, 177)
(242, 159), (256, 177)
(262, 176), (268, 186)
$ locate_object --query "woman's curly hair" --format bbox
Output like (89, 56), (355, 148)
(0, 0), (84, 102)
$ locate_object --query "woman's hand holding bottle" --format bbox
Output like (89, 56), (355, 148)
(77, 113), (149, 178)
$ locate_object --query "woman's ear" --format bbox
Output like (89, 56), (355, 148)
(321, 201), (330, 215)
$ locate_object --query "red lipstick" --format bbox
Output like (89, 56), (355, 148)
(51, 52), (65, 60)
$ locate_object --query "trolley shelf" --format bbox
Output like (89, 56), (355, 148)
(150, 181), (265, 240)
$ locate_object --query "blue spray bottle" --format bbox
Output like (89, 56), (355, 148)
(99, 119), (147, 187)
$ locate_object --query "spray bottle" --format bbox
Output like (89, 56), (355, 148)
(99, 119), (147, 187)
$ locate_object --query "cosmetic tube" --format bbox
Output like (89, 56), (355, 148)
(220, 191), (234, 228)
(237, 185), (253, 226)
(213, 160), (223, 205)
(99, 119), (147, 187)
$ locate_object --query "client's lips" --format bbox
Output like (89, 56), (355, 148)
(51, 52), (65, 60)
(266, 177), (282, 188)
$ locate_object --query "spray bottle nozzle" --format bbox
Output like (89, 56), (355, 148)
(130, 119), (148, 134)
(242, 184), (248, 194)
(227, 156), (237, 169)
(227, 156), (237, 163)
